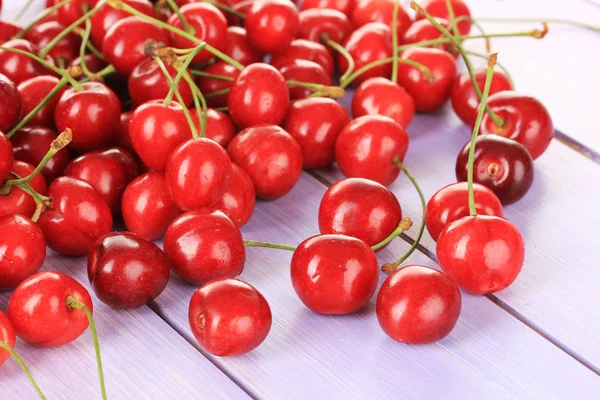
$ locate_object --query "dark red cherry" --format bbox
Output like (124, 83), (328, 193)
(88, 231), (170, 308)
(351, 0), (412, 37)
(298, 9), (353, 46)
(397, 47), (457, 112)
(196, 61), (240, 108)
(0, 131), (13, 182)
(480, 91), (553, 160)
(190, 108), (237, 148)
(402, 18), (452, 52)
(189, 278), (272, 356)
(128, 59), (193, 108)
(38, 177), (113, 256)
(228, 124), (302, 199)
(426, 182), (503, 241)
(113, 111), (135, 154)
(245, 0), (299, 54)
(224, 26), (264, 66)
(0, 214), (46, 290)
(300, 0), (353, 17)
(0, 311), (16, 366)
(291, 234), (378, 314)
(57, 0), (99, 27)
(416, 0), (471, 35)
(0, 160), (47, 219)
(335, 115), (409, 186)
(0, 21), (21, 44)
(90, 0), (156, 47)
(0, 39), (52, 85)
(17, 75), (67, 128)
(351, 77), (415, 128)
(376, 265), (461, 344)
(8, 271), (93, 347)
(455, 135), (534, 205)
(282, 97), (349, 169)
(270, 39), (334, 77)
(24, 21), (81, 63)
(164, 209), (245, 285)
(0, 73), (20, 132)
(228, 63), (289, 128)
(68, 53), (107, 75)
(437, 215), (524, 294)
(280, 59), (332, 100)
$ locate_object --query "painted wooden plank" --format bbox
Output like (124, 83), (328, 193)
(152, 175), (600, 399)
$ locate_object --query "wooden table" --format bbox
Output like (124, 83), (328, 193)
(1, 0), (599, 398)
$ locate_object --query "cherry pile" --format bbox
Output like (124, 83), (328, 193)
(0, 0), (587, 397)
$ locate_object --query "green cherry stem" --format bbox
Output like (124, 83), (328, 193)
(203, 87), (229, 99)
(0, 341), (47, 400)
(320, 33), (354, 84)
(215, 106), (228, 112)
(452, 15), (491, 52)
(391, 0), (400, 83)
(190, 69), (234, 81)
(13, 0), (36, 22)
(15, 0), (75, 38)
(340, 57), (432, 88)
(287, 80), (347, 98)
(474, 16), (600, 32)
(165, 0), (194, 34)
(243, 240), (296, 252)
(372, 217), (413, 252)
(79, 17), (94, 78)
(465, 50), (514, 88)
(18, 182), (50, 222)
(182, 71), (208, 138)
(164, 43), (206, 103)
(444, 0), (460, 38)
(74, 27), (106, 60)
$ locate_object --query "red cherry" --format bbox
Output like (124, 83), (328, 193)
(396, 47), (457, 112)
(291, 234), (378, 314)
(298, 9), (353, 46)
(17, 75), (67, 128)
(351, 77), (415, 128)
(88, 231), (170, 308)
(0, 40), (53, 85)
(0, 311), (16, 366)
(196, 61), (240, 108)
(168, 3), (228, 63)
(0, 21), (21, 44)
(335, 115), (409, 186)
(57, 0), (99, 27)
(228, 124), (302, 199)
(0, 131), (13, 182)
(0, 160), (47, 219)
(113, 111), (135, 154)
(282, 97), (349, 169)
(480, 91), (553, 159)
(280, 59), (332, 100)
(402, 18), (452, 52)
(456, 135), (534, 205)
(228, 63), (289, 128)
(338, 23), (393, 86)
(90, 0), (156, 47)
(122, 171), (182, 240)
(68, 53), (108, 75)
(416, 0), (471, 35)
(0, 73), (21, 132)
(224, 26), (264, 66)
(129, 100), (192, 171)
(0, 214), (46, 290)
(7, 271), (93, 347)
(102, 16), (169, 76)
(164, 210), (245, 284)
(426, 182), (503, 241)
(24, 21), (81, 63)
(270, 39), (334, 77)
(300, 0), (353, 17)
(451, 68), (513, 126)
(38, 177), (113, 256)
(190, 108), (237, 148)
(437, 215), (524, 294)
(376, 265), (461, 344)
(351, 0), (412, 37)
(11, 126), (73, 182)
(318, 177), (402, 247)
(128, 59), (193, 108)
(188, 278), (272, 356)
(245, 0), (299, 54)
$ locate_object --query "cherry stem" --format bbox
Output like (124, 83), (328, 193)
(79, 17), (94, 78)
(444, 0), (460, 38)
(15, 0), (75, 38)
(165, 0), (194, 34)
(286, 80), (346, 98)
(340, 57), (433, 88)
(372, 217), (413, 252)
(320, 33), (354, 84)
(465, 50), (515, 88)
(215, 106), (228, 112)
(81, 64), (116, 83)
(474, 17), (600, 32)
(14, 0), (35, 22)
(391, 0), (400, 83)
(164, 43), (206, 103)
(0, 341), (47, 400)
(467, 53), (497, 216)
(202, 0), (245, 19)
(190, 69), (234, 81)
(182, 71), (208, 138)
(243, 240), (296, 252)
(452, 16), (491, 52)
(74, 27), (106, 60)
(203, 87), (229, 98)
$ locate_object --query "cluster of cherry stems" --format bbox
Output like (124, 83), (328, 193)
(0, 0), (583, 397)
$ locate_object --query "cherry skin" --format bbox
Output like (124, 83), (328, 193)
(480, 91), (554, 160)
(7, 271), (93, 347)
(0, 73), (21, 132)
(351, 0), (413, 37)
(376, 265), (462, 344)
(113, 112), (135, 154)
(0, 21), (21, 44)
(224, 26), (264, 66)
(24, 21), (81, 63)
(416, 0), (472, 35)
(164, 210), (246, 285)
(300, 0), (354, 17)
(456, 135), (534, 205)
(64, 147), (138, 215)
(244, 0), (299, 54)
(0, 214), (46, 290)
(280, 60), (332, 100)
(122, 171), (182, 240)
(17, 75), (67, 128)
(298, 9), (353, 46)
(335, 115), (409, 186)
(282, 97), (350, 169)
(402, 18), (452, 53)
(351, 77), (415, 128)
(228, 63), (290, 128)
(191, 109), (237, 149)
(318, 177), (402, 247)
(426, 182), (503, 241)
(88, 231), (170, 308)
(189, 278), (272, 356)
(0, 39), (51, 85)
(0, 160), (47, 219)
(437, 215), (524, 294)
(129, 100), (192, 171)
(68, 53), (108, 75)
(0, 131), (13, 182)
(57, 0), (99, 27)
(128, 59), (193, 108)
(228, 124), (303, 200)
(38, 177), (113, 257)
(90, 0), (156, 47)
(291, 234), (378, 314)
(451, 68), (513, 126)
(270, 39), (334, 78)
(196, 61), (240, 108)
(0, 311), (16, 367)
(397, 47), (457, 112)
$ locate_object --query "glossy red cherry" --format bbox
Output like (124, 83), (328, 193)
(102, 16), (169, 76)
(129, 100), (192, 170)
(7, 271), (93, 347)
(351, 77), (415, 128)
(298, 9), (353, 46)
(88, 231), (170, 308)
(351, 0), (412, 37)
(0, 214), (46, 290)
(0, 311), (16, 366)
(283, 97), (349, 169)
(270, 39), (334, 77)
(191, 109), (237, 149)
(90, 0), (156, 47)
(0, 21), (21, 44)
(335, 115), (409, 186)
(196, 61), (240, 108)
(291, 234), (378, 314)
(164, 209), (245, 284)
(224, 26), (264, 66)
(456, 135), (534, 205)
(318, 177), (402, 247)
(17, 75), (67, 128)
(402, 18), (451, 52)
(245, 0), (299, 54)
(416, 0), (471, 35)
(57, 0), (99, 27)
(128, 59), (193, 108)
(300, 0), (353, 17)
(228, 63), (289, 128)
(24, 21), (81, 63)
(451, 68), (513, 126)
(280, 59), (332, 100)
(0, 131), (13, 182)
(228, 124), (302, 199)
(437, 215), (524, 294)
(426, 182), (503, 241)
(480, 91), (553, 160)
(376, 265), (461, 344)
(0, 39), (51, 85)
(397, 47), (457, 112)
(38, 177), (113, 256)
(0, 160), (47, 219)
(0, 73), (21, 132)
(189, 278), (272, 356)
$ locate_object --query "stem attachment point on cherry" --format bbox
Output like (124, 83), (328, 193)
(371, 217), (413, 252)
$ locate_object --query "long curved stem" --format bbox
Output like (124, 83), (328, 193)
(445, 0), (460, 37)
(190, 69), (234, 81)
(321, 33), (354, 84)
(14, 0), (36, 22)
(79, 17), (94, 78)
(341, 57), (432, 88)
(243, 240), (296, 252)
(165, 0), (194, 33)
(475, 17), (600, 32)
(15, 0), (75, 38)
(391, 0), (400, 83)
(182, 71), (208, 137)
(372, 217), (413, 251)
(0, 342), (47, 400)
